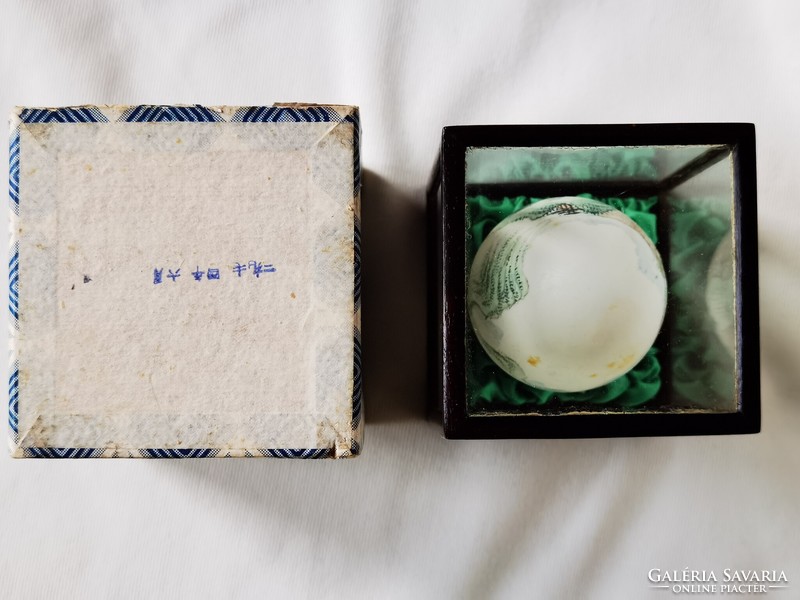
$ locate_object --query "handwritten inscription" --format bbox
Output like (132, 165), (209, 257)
(153, 261), (276, 284)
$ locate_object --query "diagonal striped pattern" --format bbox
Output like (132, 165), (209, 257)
(231, 106), (340, 123)
(119, 105), (223, 123)
(354, 216), (361, 313)
(352, 327), (363, 429)
(258, 448), (333, 459)
(138, 448), (221, 458)
(344, 112), (361, 195)
(8, 362), (18, 437)
(350, 439), (361, 456)
(9, 242), (18, 326)
(19, 107), (108, 123)
(9, 133), (19, 215)
(23, 447), (103, 458)
(226, 449), (255, 458)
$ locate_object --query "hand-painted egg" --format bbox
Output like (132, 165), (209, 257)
(467, 197), (667, 392)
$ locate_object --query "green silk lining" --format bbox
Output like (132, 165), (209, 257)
(668, 201), (734, 408)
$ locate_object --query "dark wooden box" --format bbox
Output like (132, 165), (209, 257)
(427, 124), (760, 439)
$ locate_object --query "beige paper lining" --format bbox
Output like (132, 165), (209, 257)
(12, 113), (358, 456)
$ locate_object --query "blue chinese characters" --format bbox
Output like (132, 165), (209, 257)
(153, 262), (275, 284)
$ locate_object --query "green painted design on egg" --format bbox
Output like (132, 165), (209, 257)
(473, 233), (529, 320)
(475, 330), (524, 380)
(503, 198), (614, 227)
(472, 198), (615, 321)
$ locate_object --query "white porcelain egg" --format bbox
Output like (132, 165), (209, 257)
(468, 197), (667, 392)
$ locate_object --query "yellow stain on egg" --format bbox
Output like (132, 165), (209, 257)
(527, 356), (540, 367)
(607, 354), (636, 370)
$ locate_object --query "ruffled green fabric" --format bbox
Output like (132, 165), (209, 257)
(466, 147), (659, 183)
(466, 193), (662, 412)
(668, 200), (734, 408)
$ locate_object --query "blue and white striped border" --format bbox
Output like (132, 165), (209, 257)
(10, 105), (362, 458)
(19, 447), (343, 459)
(19, 107), (108, 124)
(231, 105), (341, 123)
(21, 446), (340, 459)
(352, 327), (363, 429)
(9, 132), (19, 216)
(354, 216), (362, 314)
(345, 112), (361, 196)
(23, 447), (104, 459)
(8, 241), (18, 329)
(139, 448), (220, 459)
(259, 448), (333, 459)
(8, 360), (18, 442)
(119, 105), (222, 123)
(9, 109), (22, 449)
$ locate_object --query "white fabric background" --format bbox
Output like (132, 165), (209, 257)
(1, 1), (799, 598)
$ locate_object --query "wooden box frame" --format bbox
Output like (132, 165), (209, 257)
(426, 123), (760, 439)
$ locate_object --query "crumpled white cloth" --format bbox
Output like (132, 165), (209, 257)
(1, 1), (798, 598)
